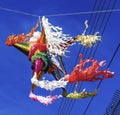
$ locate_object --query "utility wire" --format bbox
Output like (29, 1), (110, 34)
(83, 0), (106, 59)
(66, 0), (111, 114)
(111, 99), (120, 115)
(57, 45), (83, 115)
(90, 0), (106, 34)
(82, 0), (117, 114)
(57, 46), (83, 115)
(85, 0), (114, 60)
(105, 90), (120, 115)
(83, 42), (120, 115)
(59, 0), (99, 114)
(61, 0), (117, 114)
(58, 0), (101, 114)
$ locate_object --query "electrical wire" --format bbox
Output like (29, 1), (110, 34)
(82, 1), (117, 114)
(105, 90), (120, 115)
(57, 39), (89, 115)
(85, 0), (114, 60)
(57, 46), (83, 115)
(82, 0), (106, 59)
(111, 99), (120, 115)
(66, 0), (112, 114)
(83, 43), (120, 115)
(57, 0), (101, 114)
(57, 1), (114, 114)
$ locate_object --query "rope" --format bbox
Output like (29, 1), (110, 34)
(0, 6), (120, 17)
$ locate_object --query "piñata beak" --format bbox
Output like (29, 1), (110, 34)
(14, 43), (30, 56)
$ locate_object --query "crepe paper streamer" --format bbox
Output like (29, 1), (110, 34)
(5, 22), (41, 56)
(65, 54), (114, 83)
(76, 20), (101, 47)
(66, 89), (97, 99)
(31, 76), (68, 91)
(76, 33), (101, 47)
(42, 16), (72, 57)
(29, 91), (62, 106)
(5, 21), (40, 46)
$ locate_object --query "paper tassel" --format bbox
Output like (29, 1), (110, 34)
(66, 89), (97, 99)
(31, 77), (68, 91)
(6, 21), (40, 46)
(42, 16), (71, 56)
(76, 20), (101, 47)
(29, 91), (62, 106)
(65, 54), (114, 83)
(76, 33), (101, 47)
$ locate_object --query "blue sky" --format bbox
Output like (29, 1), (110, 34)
(0, 0), (120, 115)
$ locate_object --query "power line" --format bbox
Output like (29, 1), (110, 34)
(66, 0), (112, 114)
(90, 0), (106, 34)
(57, 46), (83, 115)
(83, 0), (106, 59)
(83, 42), (120, 115)
(57, 31), (89, 115)
(105, 90), (120, 115)
(87, 0), (115, 59)
(57, 0), (102, 114)
(58, 0), (101, 114)
(82, 0), (117, 114)
(59, 0), (117, 114)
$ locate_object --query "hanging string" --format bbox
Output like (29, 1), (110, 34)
(0, 6), (120, 17)
(45, 9), (120, 17)
(0, 6), (39, 17)
(38, 16), (42, 31)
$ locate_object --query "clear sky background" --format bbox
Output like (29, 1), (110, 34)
(0, 0), (120, 115)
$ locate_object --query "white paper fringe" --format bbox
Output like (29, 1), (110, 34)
(42, 16), (71, 56)
(31, 76), (68, 91)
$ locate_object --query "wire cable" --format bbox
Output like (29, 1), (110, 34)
(61, 0), (117, 114)
(66, 0), (111, 114)
(57, 46), (83, 115)
(86, 0), (114, 60)
(83, 42), (120, 115)
(82, 0), (117, 115)
(57, 0), (102, 114)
